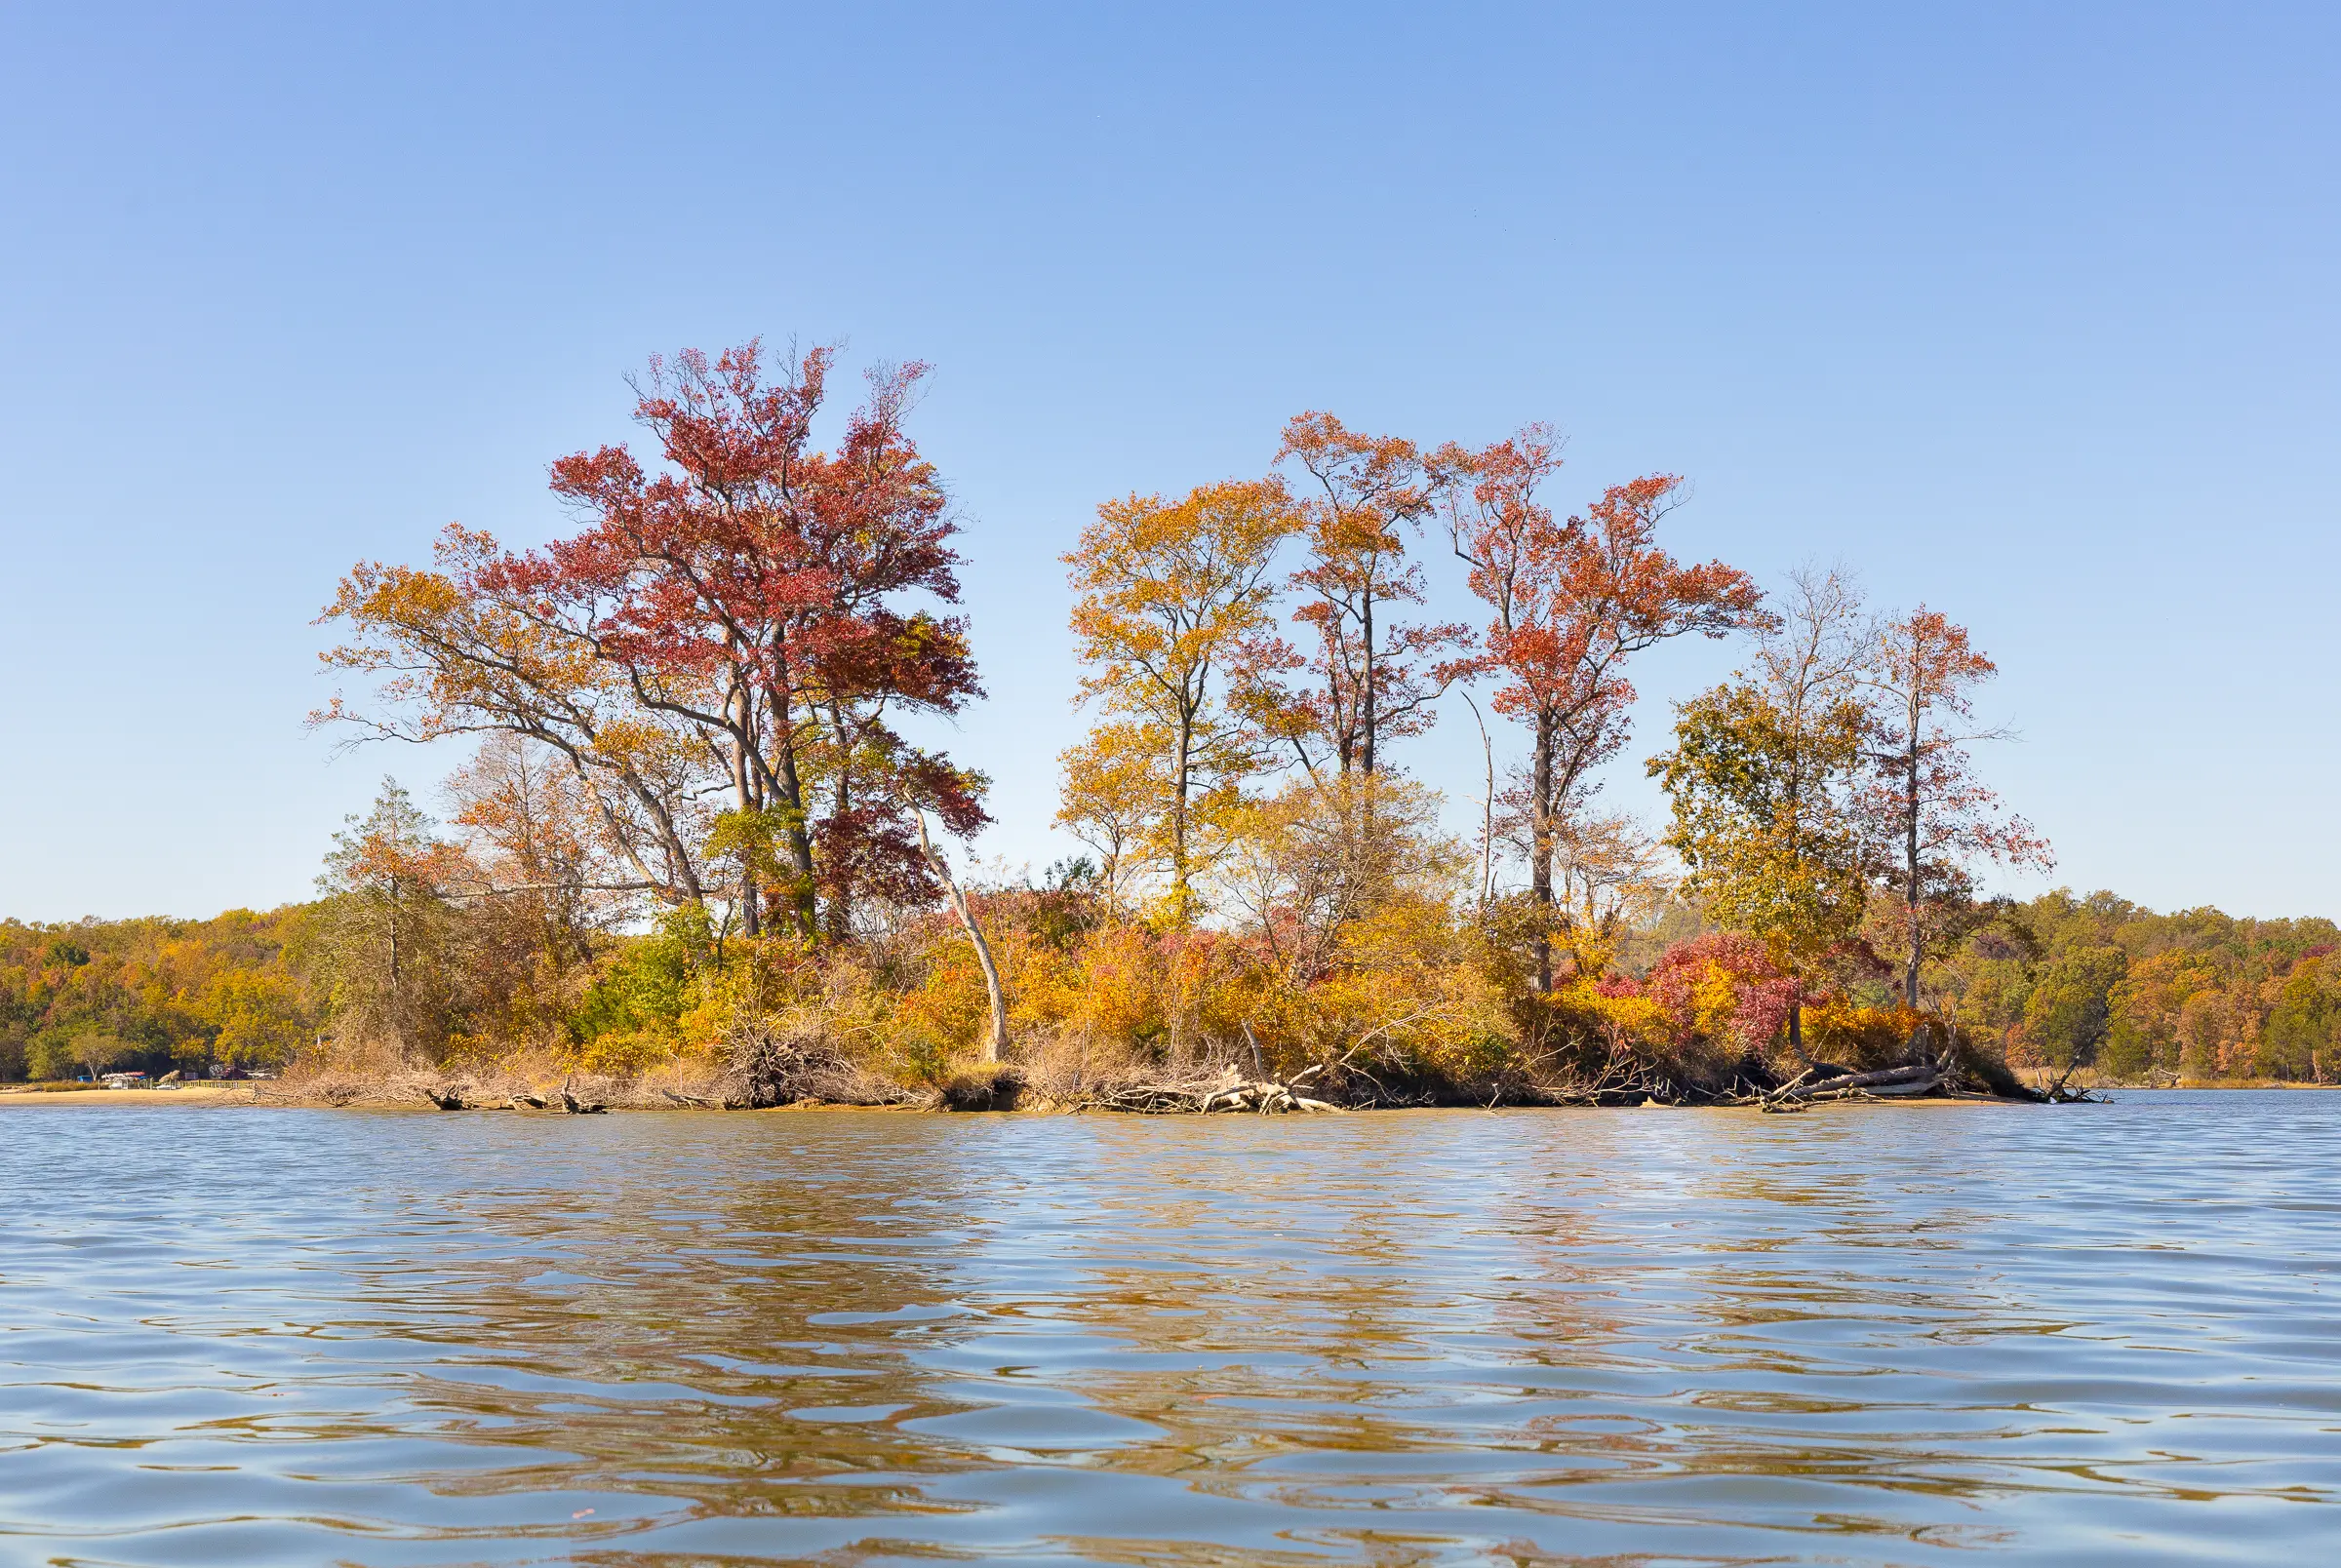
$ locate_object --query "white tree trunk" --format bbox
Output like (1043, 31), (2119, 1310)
(915, 812), (1008, 1064)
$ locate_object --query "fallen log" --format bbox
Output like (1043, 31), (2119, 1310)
(1770, 1063), (1938, 1100)
(1857, 1073), (1943, 1098)
(1748, 1062), (1932, 1112)
(1800, 1075), (1944, 1102)
(1818, 1063), (1940, 1090)
(508, 1091), (548, 1110)
(416, 1084), (465, 1111)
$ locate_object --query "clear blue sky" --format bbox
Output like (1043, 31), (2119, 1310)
(3, 3), (2334, 923)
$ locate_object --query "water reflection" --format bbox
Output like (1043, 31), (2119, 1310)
(1, 1094), (2336, 1564)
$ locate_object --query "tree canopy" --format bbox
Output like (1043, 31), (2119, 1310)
(20, 337), (2320, 1100)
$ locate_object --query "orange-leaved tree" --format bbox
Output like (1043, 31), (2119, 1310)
(1060, 479), (1296, 923)
(443, 732), (626, 985)
(315, 523), (712, 912)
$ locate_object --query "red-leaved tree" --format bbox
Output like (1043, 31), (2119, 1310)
(1250, 412), (1471, 779)
(321, 340), (986, 941)
(534, 341), (985, 939)
(1857, 608), (2052, 1007)
(1442, 430), (1766, 989)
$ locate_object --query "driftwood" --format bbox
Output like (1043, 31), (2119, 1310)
(416, 1083), (465, 1111)
(1753, 1062), (1945, 1113)
(1849, 1072), (1943, 1097)
(1080, 1042), (2045, 1117)
(559, 1078), (606, 1115)
(2040, 1062), (2102, 1103)
(1092, 1063), (1342, 1116)
(659, 1087), (712, 1108)
(508, 1091), (548, 1110)
(1797, 1063), (1942, 1094)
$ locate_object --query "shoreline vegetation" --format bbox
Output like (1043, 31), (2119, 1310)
(9, 341), (2338, 1115)
(3, 1072), (2328, 1115)
(1, 1076), (2330, 1113)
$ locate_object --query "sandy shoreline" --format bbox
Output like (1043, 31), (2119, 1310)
(0, 1084), (250, 1105)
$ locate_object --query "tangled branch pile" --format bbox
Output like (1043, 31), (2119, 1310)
(716, 1021), (917, 1109)
(1091, 1063), (1341, 1115)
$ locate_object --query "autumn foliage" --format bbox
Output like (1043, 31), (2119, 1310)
(319, 342), (985, 947)
(3, 334), (2253, 1103)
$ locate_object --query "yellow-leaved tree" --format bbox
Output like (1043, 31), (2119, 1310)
(1059, 480), (1297, 924)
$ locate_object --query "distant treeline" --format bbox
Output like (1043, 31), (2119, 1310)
(1936, 891), (2337, 1081)
(0, 909), (310, 1081)
(5, 886), (2334, 1087)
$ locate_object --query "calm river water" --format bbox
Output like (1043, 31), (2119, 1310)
(2, 1093), (2335, 1565)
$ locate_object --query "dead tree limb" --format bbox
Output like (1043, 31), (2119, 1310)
(914, 809), (1008, 1065)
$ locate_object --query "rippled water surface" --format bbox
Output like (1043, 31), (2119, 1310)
(3, 1094), (2337, 1566)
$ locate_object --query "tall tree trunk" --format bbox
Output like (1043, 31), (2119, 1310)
(1360, 588), (1377, 775)
(387, 875), (402, 1051)
(761, 645), (818, 939)
(916, 812), (1008, 1064)
(1462, 690), (1493, 919)
(1904, 740), (1922, 1009)
(774, 736), (816, 939)
(1529, 710), (1556, 993)
(1170, 705), (1193, 923)
(825, 704), (853, 944)
(728, 690), (762, 938)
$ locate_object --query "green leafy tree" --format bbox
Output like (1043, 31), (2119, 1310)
(2097, 1013), (2158, 1079)
(69, 1031), (132, 1080)
(198, 971), (309, 1070)
(2259, 958), (2339, 1080)
(308, 778), (474, 1060)
(572, 906), (715, 1047)
(24, 1033), (77, 1081)
(2021, 945), (2127, 1071)
(1650, 569), (1870, 1055)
